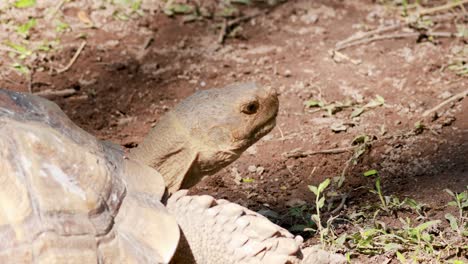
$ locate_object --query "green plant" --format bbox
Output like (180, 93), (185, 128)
(445, 187), (468, 236)
(363, 169), (388, 210)
(308, 178), (331, 243)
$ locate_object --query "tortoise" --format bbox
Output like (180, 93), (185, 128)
(0, 82), (345, 263)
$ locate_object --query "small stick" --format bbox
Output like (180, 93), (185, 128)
(335, 32), (420, 51)
(34, 88), (77, 99)
(227, 10), (264, 28)
(0, 46), (22, 54)
(335, 23), (403, 49)
(277, 125), (285, 141)
(329, 194), (349, 215)
(56, 41), (87, 74)
(283, 146), (355, 159)
(28, 69), (34, 93)
(418, 0), (468, 16)
(49, 0), (66, 19)
(422, 89), (468, 117)
(218, 19), (228, 44)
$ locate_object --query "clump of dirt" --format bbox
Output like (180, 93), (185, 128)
(1, 0), (467, 262)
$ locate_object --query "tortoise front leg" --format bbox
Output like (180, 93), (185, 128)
(166, 190), (346, 264)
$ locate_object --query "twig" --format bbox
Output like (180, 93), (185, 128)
(422, 89), (468, 117)
(48, 0), (66, 20)
(218, 10), (266, 45)
(218, 19), (228, 44)
(0, 46), (22, 54)
(277, 125), (285, 141)
(335, 23), (403, 49)
(282, 146), (356, 159)
(428, 31), (460, 38)
(28, 69), (34, 93)
(56, 41), (87, 74)
(329, 194), (349, 215)
(418, 0), (468, 16)
(335, 32), (420, 51)
(34, 88), (77, 99)
(227, 10), (265, 28)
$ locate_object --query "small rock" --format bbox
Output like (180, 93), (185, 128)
(330, 122), (347, 132)
(246, 145), (257, 155)
(439, 91), (452, 100)
(285, 198), (307, 207)
(284, 70), (292, 77)
(256, 166), (265, 175)
(117, 117), (136, 126)
(300, 12), (318, 24)
(248, 165), (257, 173)
(231, 167), (242, 185)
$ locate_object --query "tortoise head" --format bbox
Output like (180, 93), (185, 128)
(130, 82), (279, 192)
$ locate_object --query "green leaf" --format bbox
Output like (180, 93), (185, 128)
(375, 95), (385, 104)
(304, 99), (322, 108)
(318, 178), (330, 193)
(352, 135), (370, 145)
(421, 233), (432, 242)
(4, 41), (32, 58)
(165, 3), (193, 15)
(308, 185), (318, 195)
(131, 0), (142, 11)
(219, 6), (238, 17)
(445, 213), (459, 231)
(317, 196), (325, 209)
(55, 20), (70, 33)
(311, 214), (320, 223)
(414, 220), (440, 233)
(445, 188), (455, 197)
(351, 107), (364, 118)
(12, 63), (29, 74)
(364, 95), (385, 108)
(396, 251), (406, 263)
(14, 0), (36, 8)
(363, 169), (378, 177)
(375, 177), (382, 194)
(16, 18), (36, 37)
(335, 233), (346, 246)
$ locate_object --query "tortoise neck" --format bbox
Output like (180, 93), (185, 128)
(129, 113), (197, 192)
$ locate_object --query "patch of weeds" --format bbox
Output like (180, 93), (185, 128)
(351, 95), (385, 118)
(164, 3), (194, 16)
(111, 0), (144, 20)
(304, 95), (385, 118)
(304, 98), (354, 116)
(4, 40), (33, 59)
(287, 204), (316, 233)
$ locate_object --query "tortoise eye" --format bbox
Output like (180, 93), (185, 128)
(242, 101), (259, 115)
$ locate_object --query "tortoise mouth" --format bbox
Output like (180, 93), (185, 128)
(253, 111), (277, 140)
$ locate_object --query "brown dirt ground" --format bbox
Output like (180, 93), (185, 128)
(1, 0), (467, 262)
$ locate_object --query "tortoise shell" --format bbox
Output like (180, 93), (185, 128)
(0, 89), (179, 263)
